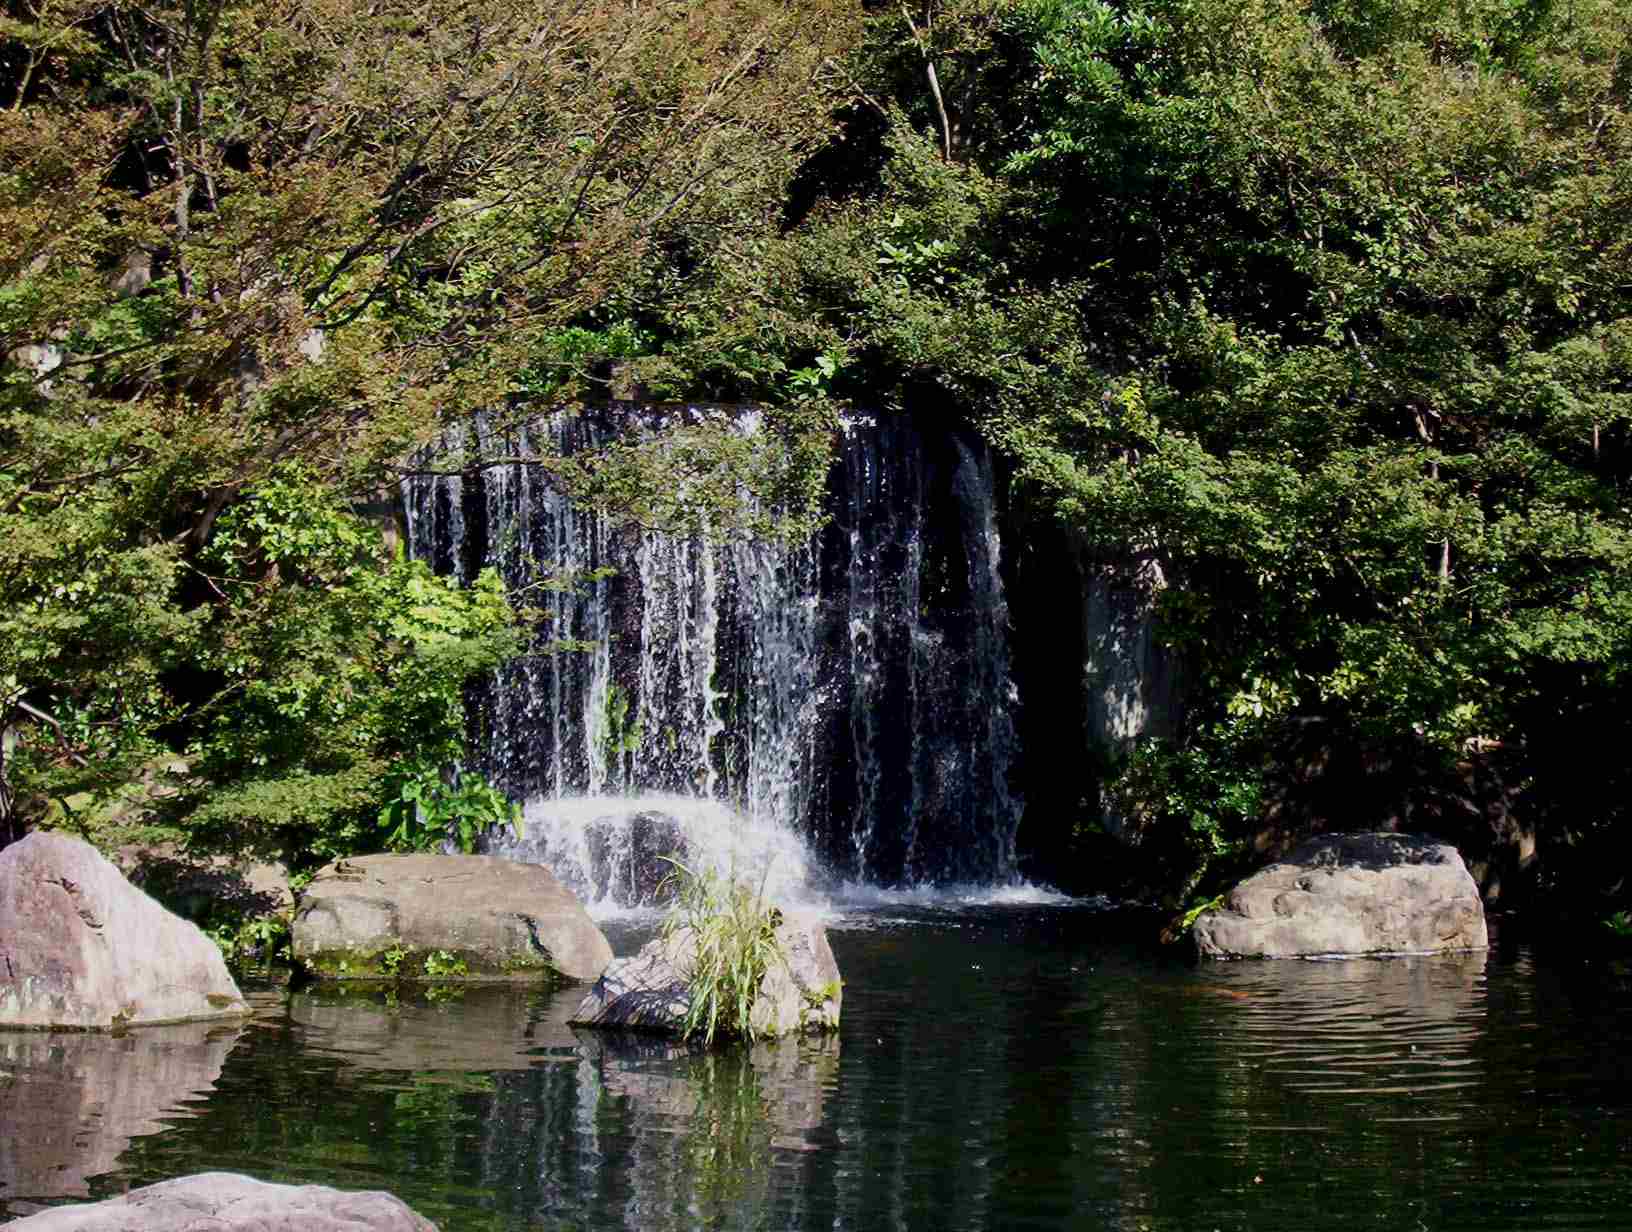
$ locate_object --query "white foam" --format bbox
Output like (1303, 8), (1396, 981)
(828, 880), (1086, 911)
(492, 793), (823, 921)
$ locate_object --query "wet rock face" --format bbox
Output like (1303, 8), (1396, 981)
(1194, 832), (1489, 960)
(1, 1172), (438, 1231)
(291, 853), (613, 983)
(571, 911), (841, 1038)
(581, 810), (686, 906)
(0, 833), (248, 1029)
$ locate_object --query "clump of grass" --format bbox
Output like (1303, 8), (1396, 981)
(659, 857), (784, 1045)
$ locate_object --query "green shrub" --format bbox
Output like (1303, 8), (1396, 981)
(378, 760), (521, 854)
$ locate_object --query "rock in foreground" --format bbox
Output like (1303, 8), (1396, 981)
(2, 1172), (436, 1230)
(0, 833), (248, 1029)
(572, 911), (841, 1038)
(291, 853), (611, 982)
(1194, 831), (1488, 960)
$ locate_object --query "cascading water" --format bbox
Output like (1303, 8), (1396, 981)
(401, 406), (1024, 909)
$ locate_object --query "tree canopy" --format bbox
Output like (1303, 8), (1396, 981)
(1, 0), (857, 855)
(4, 0), (1629, 918)
(664, 0), (1632, 905)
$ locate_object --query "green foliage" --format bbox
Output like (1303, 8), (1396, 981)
(178, 466), (520, 867)
(379, 760), (520, 855)
(1, 0), (862, 852)
(365, 944), (469, 981)
(1176, 893), (1225, 936)
(600, 682), (642, 769)
(422, 949), (469, 979)
(659, 858), (785, 1046)
(1107, 726), (1263, 900)
(8, 0), (1632, 910)
(206, 911), (291, 969)
(702, 0), (1632, 897)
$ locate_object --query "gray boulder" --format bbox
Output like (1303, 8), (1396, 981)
(291, 853), (611, 983)
(1194, 831), (1489, 960)
(0, 833), (248, 1029)
(2, 1172), (435, 1230)
(571, 911), (841, 1038)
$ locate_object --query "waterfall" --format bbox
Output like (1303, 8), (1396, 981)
(402, 406), (1023, 903)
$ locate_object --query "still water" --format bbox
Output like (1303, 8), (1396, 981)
(3, 906), (1630, 1230)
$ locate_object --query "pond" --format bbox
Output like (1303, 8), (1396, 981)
(3, 904), (1630, 1230)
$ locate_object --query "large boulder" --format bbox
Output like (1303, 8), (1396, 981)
(0, 833), (248, 1029)
(291, 853), (611, 983)
(1194, 831), (1488, 960)
(2, 1172), (436, 1230)
(581, 810), (687, 906)
(571, 911), (841, 1038)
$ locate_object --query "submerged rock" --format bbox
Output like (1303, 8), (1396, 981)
(2, 1172), (437, 1230)
(291, 853), (612, 983)
(0, 833), (248, 1029)
(571, 910), (841, 1038)
(1194, 831), (1488, 960)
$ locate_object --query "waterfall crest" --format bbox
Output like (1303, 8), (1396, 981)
(402, 406), (1023, 900)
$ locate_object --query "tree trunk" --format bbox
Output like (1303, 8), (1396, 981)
(1, 721), (20, 851)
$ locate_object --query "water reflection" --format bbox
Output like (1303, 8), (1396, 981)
(6, 919), (1630, 1232)
(480, 1031), (840, 1231)
(258, 982), (841, 1231)
(0, 1021), (240, 1216)
(285, 984), (580, 1071)
(1075, 950), (1496, 1230)
(1192, 951), (1489, 1106)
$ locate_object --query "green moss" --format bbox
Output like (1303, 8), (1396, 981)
(498, 952), (553, 975)
(299, 943), (562, 984)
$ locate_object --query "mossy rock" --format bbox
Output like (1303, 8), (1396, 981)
(291, 854), (612, 984)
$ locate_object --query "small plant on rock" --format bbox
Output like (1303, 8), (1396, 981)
(423, 949), (469, 979)
(659, 858), (784, 1045)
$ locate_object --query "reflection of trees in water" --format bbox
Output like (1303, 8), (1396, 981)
(101, 987), (564, 1231)
(478, 1033), (838, 1231)
(763, 927), (1500, 1232)
(0, 1021), (241, 1218)
(1105, 951), (1491, 1232)
(32, 933), (1612, 1232)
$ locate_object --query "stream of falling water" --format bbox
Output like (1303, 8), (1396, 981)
(401, 406), (1024, 905)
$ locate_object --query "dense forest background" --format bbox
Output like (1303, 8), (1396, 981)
(3, 0), (1629, 931)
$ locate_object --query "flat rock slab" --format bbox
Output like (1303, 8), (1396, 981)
(1194, 831), (1488, 960)
(2, 1172), (436, 1230)
(0, 833), (248, 1029)
(292, 853), (612, 983)
(572, 910), (841, 1038)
